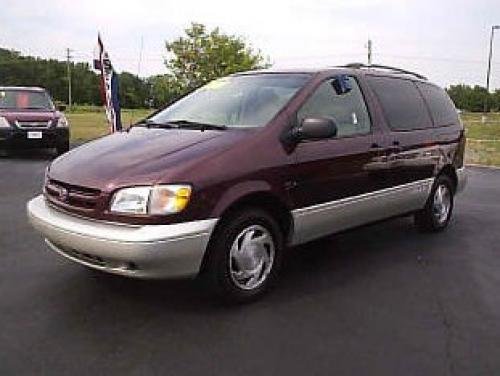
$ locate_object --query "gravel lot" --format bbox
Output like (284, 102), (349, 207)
(1, 151), (499, 375)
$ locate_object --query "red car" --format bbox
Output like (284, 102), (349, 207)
(0, 86), (69, 155)
(28, 65), (467, 302)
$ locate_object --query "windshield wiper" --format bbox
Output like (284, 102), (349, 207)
(133, 119), (176, 129)
(166, 119), (227, 131)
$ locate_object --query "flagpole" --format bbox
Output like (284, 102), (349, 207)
(95, 33), (122, 133)
(131, 36), (145, 126)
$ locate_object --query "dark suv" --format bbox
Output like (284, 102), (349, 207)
(0, 87), (69, 155)
(28, 64), (466, 302)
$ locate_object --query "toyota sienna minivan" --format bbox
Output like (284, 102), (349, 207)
(28, 64), (467, 302)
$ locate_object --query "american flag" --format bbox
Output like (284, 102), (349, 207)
(94, 34), (122, 133)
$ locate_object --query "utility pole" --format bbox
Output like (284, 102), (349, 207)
(486, 26), (500, 95)
(367, 39), (372, 66)
(484, 25), (500, 115)
(66, 48), (73, 109)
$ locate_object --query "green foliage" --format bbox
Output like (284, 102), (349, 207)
(1, 20), (270, 110)
(0, 23), (267, 108)
(165, 23), (269, 92)
(147, 74), (184, 108)
(118, 72), (149, 108)
(0, 47), (149, 108)
(446, 84), (500, 112)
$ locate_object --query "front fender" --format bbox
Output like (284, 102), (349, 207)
(209, 180), (288, 218)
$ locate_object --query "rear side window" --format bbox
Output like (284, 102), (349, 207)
(367, 76), (432, 131)
(297, 76), (371, 137)
(416, 83), (459, 127)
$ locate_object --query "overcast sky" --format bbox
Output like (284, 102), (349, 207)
(1, 0), (500, 89)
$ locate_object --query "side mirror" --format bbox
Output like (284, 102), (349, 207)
(57, 104), (66, 112)
(331, 74), (352, 95)
(293, 117), (338, 141)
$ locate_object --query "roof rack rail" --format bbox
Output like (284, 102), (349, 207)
(341, 63), (427, 80)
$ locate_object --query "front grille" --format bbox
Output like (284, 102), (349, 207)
(15, 120), (52, 129)
(45, 179), (101, 211)
(48, 240), (137, 272)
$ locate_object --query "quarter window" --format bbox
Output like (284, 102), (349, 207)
(297, 76), (371, 137)
(367, 76), (432, 131)
(416, 83), (459, 127)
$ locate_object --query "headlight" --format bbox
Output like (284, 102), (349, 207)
(57, 115), (69, 128)
(0, 116), (10, 128)
(110, 185), (192, 215)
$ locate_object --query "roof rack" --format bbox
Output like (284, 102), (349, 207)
(341, 63), (427, 80)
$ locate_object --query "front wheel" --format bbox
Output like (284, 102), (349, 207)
(201, 208), (284, 303)
(414, 175), (454, 232)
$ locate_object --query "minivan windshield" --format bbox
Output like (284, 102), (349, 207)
(149, 73), (311, 128)
(0, 89), (55, 110)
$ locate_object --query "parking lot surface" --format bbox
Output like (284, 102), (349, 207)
(1, 152), (499, 375)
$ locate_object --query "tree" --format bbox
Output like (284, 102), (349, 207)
(119, 72), (149, 109)
(165, 23), (268, 92)
(446, 84), (491, 112)
(148, 74), (183, 108)
(0, 48), (151, 108)
(491, 89), (500, 112)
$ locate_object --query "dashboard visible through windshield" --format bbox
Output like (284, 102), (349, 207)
(149, 73), (312, 128)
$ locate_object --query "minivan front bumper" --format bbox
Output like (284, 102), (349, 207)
(0, 127), (68, 149)
(27, 195), (218, 278)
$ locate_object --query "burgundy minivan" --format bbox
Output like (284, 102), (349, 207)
(28, 64), (467, 302)
(0, 87), (69, 155)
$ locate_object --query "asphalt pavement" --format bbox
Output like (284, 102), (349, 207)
(1, 150), (499, 376)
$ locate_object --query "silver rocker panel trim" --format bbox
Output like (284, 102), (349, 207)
(291, 179), (434, 245)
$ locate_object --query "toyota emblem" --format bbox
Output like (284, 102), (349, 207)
(58, 187), (69, 202)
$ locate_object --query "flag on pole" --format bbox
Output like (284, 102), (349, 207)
(94, 33), (122, 132)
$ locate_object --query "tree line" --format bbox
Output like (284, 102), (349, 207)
(1, 23), (498, 112)
(446, 85), (500, 112)
(0, 47), (149, 108)
(0, 23), (266, 110)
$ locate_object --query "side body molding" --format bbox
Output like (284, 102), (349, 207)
(290, 178), (434, 245)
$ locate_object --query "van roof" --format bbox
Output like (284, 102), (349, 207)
(236, 64), (429, 83)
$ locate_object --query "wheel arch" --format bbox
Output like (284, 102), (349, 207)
(437, 164), (458, 192)
(199, 190), (293, 275)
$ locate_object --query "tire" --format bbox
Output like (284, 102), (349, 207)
(414, 175), (454, 232)
(201, 208), (284, 303)
(56, 141), (70, 156)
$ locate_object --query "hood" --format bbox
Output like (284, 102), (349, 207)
(0, 109), (60, 124)
(49, 127), (250, 190)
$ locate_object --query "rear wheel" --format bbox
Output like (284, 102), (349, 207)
(415, 175), (454, 232)
(201, 208), (284, 303)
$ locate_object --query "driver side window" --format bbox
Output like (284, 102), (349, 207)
(297, 77), (371, 137)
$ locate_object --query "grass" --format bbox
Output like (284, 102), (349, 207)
(465, 140), (500, 166)
(67, 108), (500, 167)
(461, 112), (500, 166)
(67, 108), (153, 143)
